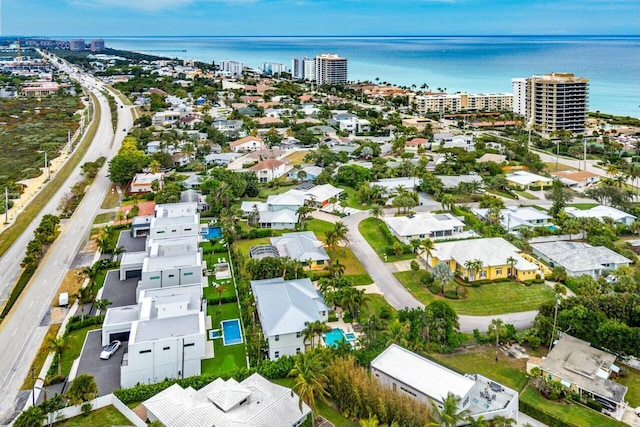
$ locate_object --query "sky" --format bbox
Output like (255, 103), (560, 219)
(3, 0), (639, 37)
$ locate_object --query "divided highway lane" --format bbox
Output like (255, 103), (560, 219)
(0, 64), (132, 424)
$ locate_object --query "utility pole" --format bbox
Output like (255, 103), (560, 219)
(45, 150), (49, 180)
(4, 187), (8, 224)
(548, 297), (560, 353)
(584, 137), (587, 172)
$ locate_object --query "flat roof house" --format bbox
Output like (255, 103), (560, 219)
(530, 241), (631, 278)
(251, 277), (329, 360)
(102, 284), (207, 389)
(427, 237), (540, 282)
(371, 344), (519, 423)
(130, 172), (164, 194)
(143, 373), (310, 427)
(384, 213), (468, 244)
(505, 171), (553, 190)
(472, 206), (552, 232)
(565, 205), (636, 226)
(536, 334), (627, 419)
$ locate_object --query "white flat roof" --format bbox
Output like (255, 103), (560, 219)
(371, 344), (475, 403)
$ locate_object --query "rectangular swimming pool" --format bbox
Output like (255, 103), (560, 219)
(324, 328), (346, 348)
(221, 319), (243, 346)
(201, 226), (222, 241)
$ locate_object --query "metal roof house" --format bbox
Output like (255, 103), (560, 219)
(251, 278), (329, 360)
(384, 213), (468, 244)
(371, 344), (519, 423)
(250, 231), (330, 269)
(143, 373), (311, 427)
(530, 241), (631, 278)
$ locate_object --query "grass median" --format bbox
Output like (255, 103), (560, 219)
(0, 92), (101, 258)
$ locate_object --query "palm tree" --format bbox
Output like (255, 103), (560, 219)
(93, 298), (112, 315)
(440, 193), (455, 211)
(490, 415), (517, 427)
(74, 286), (96, 320)
(505, 256), (518, 279)
(13, 406), (45, 427)
(370, 204), (384, 220)
(465, 415), (490, 427)
(81, 262), (101, 289)
(363, 313), (383, 345)
(296, 205), (314, 230)
(359, 414), (380, 427)
(464, 259), (483, 281)
(215, 284), (226, 306)
(302, 321), (316, 348)
(331, 221), (349, 254)
(488, 318), (507, 361)
(419, 238), (435, 263)
(289, 351), (331, 419)
(48, 336), (69, 376)
(429, 393), (471, 427)
(328, 259), (345, 278)
(385, 318), (410, 347)
(66, 374), (98, 405)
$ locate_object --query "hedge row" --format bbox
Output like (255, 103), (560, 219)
(207, 294), (237, 305)
(67, 315), (105, 333)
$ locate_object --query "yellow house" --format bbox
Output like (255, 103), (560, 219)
(505, 170), (553, 190)
(424, 237), (540, 281)
(249, 231), (329, 271)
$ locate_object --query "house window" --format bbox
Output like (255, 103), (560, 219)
(392, 383), (397, 391)
(185, 228), (192, 231)
(274, 351), (280, 359)
(157, 231), (165, 234)
(317, 260), (324, 265)
(296, 348), (301, 354)
(184, 343), (195, 347)
(150, 276), (160, 280)
(275, 335), (280, 342)
(139, 350), (151, 354)
(184, 272), (193, 276)
(171, 229), (177, 232)
(296, 332), (301, 338)
(496, 268), (502, 276)
(163, 346), (170, 351)
(168, 274), (175, 278)
(320, 311), (326, 316)
(480, 270), (487, 279)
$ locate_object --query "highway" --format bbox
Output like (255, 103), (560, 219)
(0, 57), (132, 424)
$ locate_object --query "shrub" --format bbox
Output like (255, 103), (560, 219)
(585, 399), (603, 412)
(524, 280), (534, 286)
(428, 284), (442, 295)
(343, 311), (353, 323)
(67, 315), (105, 333)
(307, 270), (332, 281)
(379, 306), (392, 320)
(248, 228), (274, 239)
(420, 271), (434, 285)
(443, 290), (459, 299)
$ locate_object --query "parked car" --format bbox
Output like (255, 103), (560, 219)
(100, 340), (121, 360)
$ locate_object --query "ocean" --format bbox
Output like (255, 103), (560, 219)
(101, 36), (639, 118)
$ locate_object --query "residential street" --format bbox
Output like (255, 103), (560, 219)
(0, 60), (132, 424)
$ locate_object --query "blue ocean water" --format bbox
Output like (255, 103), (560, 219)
(102, 36), (639, 117)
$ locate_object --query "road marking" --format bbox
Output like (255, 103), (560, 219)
(29, 301), (34, 308)
(11, 329), (17, 337)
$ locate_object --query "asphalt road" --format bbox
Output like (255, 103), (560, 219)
(0, 57), (132, 424)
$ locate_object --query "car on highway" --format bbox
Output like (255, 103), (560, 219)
(100, 340), (121, 360)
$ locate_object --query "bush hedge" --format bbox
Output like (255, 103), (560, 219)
(67, 315), (105, 333)
(207, 294), (237, 305)
(307, 270), (332, 281)
(443, 290), (459, 299)
(428, 284), (442, 295)
(520, 389), (574, 427)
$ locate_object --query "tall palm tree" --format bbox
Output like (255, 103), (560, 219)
(464, 259), (483, 281)
(505, 256), (518, 279)
(440, 193), (455, 212)
(215, 284), (227, 306)
(419, 238), (435, 262)
(74, 286), (96, 320)
(465, 415), (490, 427)
(302, 321), (316, 348)
(48, 336), (69, 376)
(429, 392), (471, 427)
(490, 415), (517, 427)
(488, 318), (507, 361)
(81, 262), (101, 289)
(93, 298), (112, 315)
(289, 351), (330, 419)
(328, 259), (345, 278)
(385, 318), (410, 347)
(296, 205), (314, 230)
(370, 204), (384, 220)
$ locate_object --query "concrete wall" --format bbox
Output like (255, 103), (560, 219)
(46, 394), (146, 427)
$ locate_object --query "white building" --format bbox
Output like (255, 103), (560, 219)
(472, 206), (552, 232)
(130, 173), (164, 194)
(248, 158), (290, 183)
(229, 136), (266, 153)
(505, 170), (553, 190)
(384, 213), (467, 244)
(442, 135), (475, 151)
(251, 277), (329, 360)
(219, 60), (244, 76)
(152, 111), (183, 126)
(143, 373), (310, 427)
(371, 344), (519, 424)
(530, 241), (631, 278)
(102, 284), (207, 389)
(565, 205), (636, 226)
(315, 53), (347, 85)
(511, 78), (527, 117)
(371, 177), (421, 194)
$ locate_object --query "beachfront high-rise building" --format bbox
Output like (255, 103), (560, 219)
(516, 73), (589, 136)
(416, 93), (513, 115)
(90, 39), (105, 52)
(511, 78), (527, 116)
(69, 39), (85, 51)
(292, 57), (317, 81)
(261, 62), (288, 75)
(315, 53), (347, 85)
(219, 60), (245, 77)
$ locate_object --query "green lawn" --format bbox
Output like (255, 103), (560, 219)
(93, 212), (115, 224)
(358, 217), (416, 263)
(272, 378), (359, 427)
(394, 272), (556, 315)
(54, 405), (132, 426)
(520, 386), (627, 427)
(259, 184), (297, 198)
(568, 203), (600, 210)
(235, 237), (271, 258)
(431, 346), (529, 391)
(619, 365), (640, 407)
(347, 274), (374, 286)
(327, 247), (370, 280)
(514, 190), (538, 200)
(305, 218), (335, 239)
(336, 185), (368, 210)
(360, 294), (396, 319)
(202, 302), (247, 376)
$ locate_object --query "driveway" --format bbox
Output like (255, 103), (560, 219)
(75, 330), (125, 396)
(314, 210), (540, 332)
(100, 270), (137, 308)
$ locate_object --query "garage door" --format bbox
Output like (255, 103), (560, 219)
(125, 270), (141, 279)
(109, 331), (130, 342)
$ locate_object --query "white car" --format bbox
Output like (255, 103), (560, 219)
(100, 340), (121, 360)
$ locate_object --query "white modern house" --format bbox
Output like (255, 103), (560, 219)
(442, 135), (475, 151)
(251, 277), (329, 360)
(248, 158), (290, 183)
(130, 173), (164, 194)
(384, 213), (468, 244)
(565, 205), (636, 226)
(472, 206), (553, 232)
(143, 373), (311, 427)
(102, 284), (207, 389)
(371, 177), (421, 194)
(229, 136), (266, 153)
(530, 241), (631, 278)
(505, 171), (553, 190)
(371, 344), (519, 424)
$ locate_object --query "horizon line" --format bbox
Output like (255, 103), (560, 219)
(3, 34), (639, 39)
